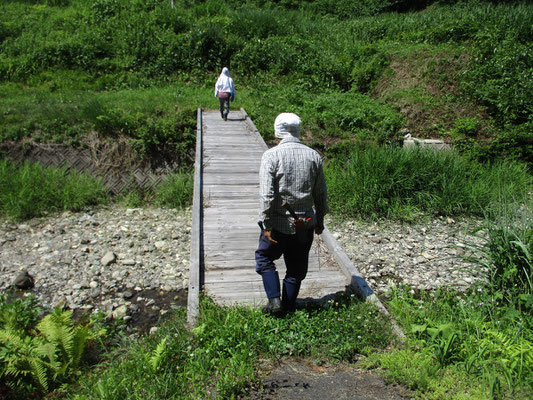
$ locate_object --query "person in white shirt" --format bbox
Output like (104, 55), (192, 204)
(256, 113), (328, 315)
(214, 67), (235, 121)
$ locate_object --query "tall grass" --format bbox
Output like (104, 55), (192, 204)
(0, 160), (107, 221)
(154, 169), (194, 209)
(325, 146), (532, 221)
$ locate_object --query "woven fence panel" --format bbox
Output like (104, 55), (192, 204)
(0, 143), (183, 195)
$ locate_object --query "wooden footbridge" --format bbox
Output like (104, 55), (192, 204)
(187, 108), (382, 326)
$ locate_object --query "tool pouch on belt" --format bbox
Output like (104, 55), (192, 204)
(292, 218), (313, 244)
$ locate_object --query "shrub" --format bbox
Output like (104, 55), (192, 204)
(0, 307), (104, 397)
(471, 216), (532, 309)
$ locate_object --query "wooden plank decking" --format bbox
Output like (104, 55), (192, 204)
(198, 109), (348, 306)
(187, 108), (404, 337)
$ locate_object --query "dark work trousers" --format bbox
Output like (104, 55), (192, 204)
(255, 226), (314, 311)
(218, 96), (230, 119)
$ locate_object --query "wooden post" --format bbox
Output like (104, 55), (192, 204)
(187, 108), (203, 326)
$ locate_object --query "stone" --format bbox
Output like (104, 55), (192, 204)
(13, 270), (34, 290)
(112, 305), (128, 319)
(101, 252), (117, 266)
(154, 241), (167, 250)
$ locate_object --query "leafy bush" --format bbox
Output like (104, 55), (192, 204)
(379, 285), (533, 398)
(466, 35), (532, 126)
(0, 292), (42, 333)
(0, 295), (105, 398)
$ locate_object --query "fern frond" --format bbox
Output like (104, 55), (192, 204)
(38, 310), (75, 361)
(70, 325), (90, 368)
(149, 337), (168, 372)
(0, 328), (26, 349)
(28, 356), (49, 392)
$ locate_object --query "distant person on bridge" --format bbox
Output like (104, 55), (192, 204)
(255, 113), (328, 315)
(214, 67), (235, 121)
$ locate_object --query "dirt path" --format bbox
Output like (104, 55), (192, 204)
(243, 358), (411, 400)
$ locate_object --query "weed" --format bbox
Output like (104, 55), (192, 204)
(154, 170), (193, 210)
(0, 160), (107, 221)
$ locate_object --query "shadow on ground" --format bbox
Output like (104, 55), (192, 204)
(243, 358), (411, 400)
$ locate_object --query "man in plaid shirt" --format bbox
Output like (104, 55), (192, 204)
(256, 113), (328, 315)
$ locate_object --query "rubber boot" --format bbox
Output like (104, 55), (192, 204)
(263, 297), (282, 315)
(261, 270), (280, 299)
(282, 277), (301, 313)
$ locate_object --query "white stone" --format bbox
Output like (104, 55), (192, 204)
(101, 252), (116, 266)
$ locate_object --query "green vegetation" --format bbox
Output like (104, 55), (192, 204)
(365, 212), (533, 399)
(0, 159), (107, 220)
(0, 0), (531, 163)
(70, 296), (393, 400)
(154, 169), (194, 209)
(1, 294), (393, 399)
(0, 293), (106, 396)
(325, 146), (532, 221)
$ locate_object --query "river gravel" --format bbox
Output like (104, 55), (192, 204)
(0, 206), (486, 331)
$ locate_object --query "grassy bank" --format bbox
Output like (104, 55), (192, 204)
(0, 160), (193, 220)
(0, 159), (107, 220)
(1, 145), (530, 222)
(325, 146), (532, 221)
(1, 0), (531, 165)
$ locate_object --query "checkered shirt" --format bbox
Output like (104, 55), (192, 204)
(259, 136), (328, 234)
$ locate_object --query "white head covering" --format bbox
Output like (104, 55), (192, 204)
(216, 67), (231, 91)
(274, 113), (301, 138)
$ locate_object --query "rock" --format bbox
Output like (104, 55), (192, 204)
(122, 290), (134, 299)
(112, 305), (128, 320)
(52, 296), (68, 309)
(13, 270), (34, 290)
(101, 252), (117, 266)
(154, 241), (167, 250)
(149, 327), (159, 335)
